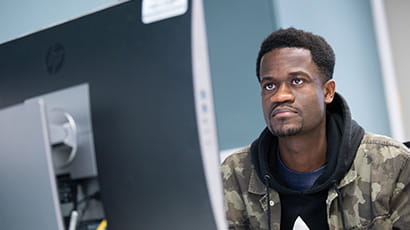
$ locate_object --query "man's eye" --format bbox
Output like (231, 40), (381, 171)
(264, 83), (275, 91)
(292, 79), (304, 85)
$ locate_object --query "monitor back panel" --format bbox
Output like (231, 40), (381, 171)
(0, 1), (217, 229)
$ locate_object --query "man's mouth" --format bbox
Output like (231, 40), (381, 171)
(271, 107), (298, 117)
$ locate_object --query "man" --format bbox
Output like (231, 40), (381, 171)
(221, 27), (410, 229)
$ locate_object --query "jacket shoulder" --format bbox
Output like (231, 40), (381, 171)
(359, 132), (410, 160)
(221, 146), (253, 178)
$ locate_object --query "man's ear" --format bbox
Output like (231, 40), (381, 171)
(323, 80), (336, 104)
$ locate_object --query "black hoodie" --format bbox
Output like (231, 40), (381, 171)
(251, 93), (365, 229)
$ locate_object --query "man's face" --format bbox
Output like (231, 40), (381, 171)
(259, 48), (335, 137)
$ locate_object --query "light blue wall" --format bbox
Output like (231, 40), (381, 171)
(0, 0), (126, 44)
(204, 0), (275, 150)
(273, 0), (390, 137)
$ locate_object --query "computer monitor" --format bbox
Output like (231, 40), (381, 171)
(0, 0), (225, 229)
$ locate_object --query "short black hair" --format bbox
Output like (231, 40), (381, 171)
(256, 27), (335, 82)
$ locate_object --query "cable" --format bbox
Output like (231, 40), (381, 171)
(68, 210), (79, 230)
(96, 219), (107, 230)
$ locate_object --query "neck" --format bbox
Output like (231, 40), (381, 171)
(277, 122), (327, 172)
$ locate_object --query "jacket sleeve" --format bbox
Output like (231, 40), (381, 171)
(391, 155), (410, 229)
(220, 155), (250, 230)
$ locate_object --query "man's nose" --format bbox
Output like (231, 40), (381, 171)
(271, 84), (295, 103)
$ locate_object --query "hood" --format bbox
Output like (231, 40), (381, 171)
(251, 92), (365, 194)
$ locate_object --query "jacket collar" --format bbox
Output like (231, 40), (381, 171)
(248, 169), (266, 195)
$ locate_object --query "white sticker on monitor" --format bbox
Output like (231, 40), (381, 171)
(142, 0), (188, 24)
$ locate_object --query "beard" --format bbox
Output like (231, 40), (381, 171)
(269, 122), (303, 137)
(270, 127), (302, 137)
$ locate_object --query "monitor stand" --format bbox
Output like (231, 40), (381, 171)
(0, 99), (64, 230)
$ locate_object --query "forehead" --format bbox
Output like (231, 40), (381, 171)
(259, 47), (318, 77)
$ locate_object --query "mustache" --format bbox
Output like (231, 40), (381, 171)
(270, 103), (299, 117)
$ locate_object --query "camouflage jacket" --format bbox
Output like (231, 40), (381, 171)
(221, 132), (410, 229)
